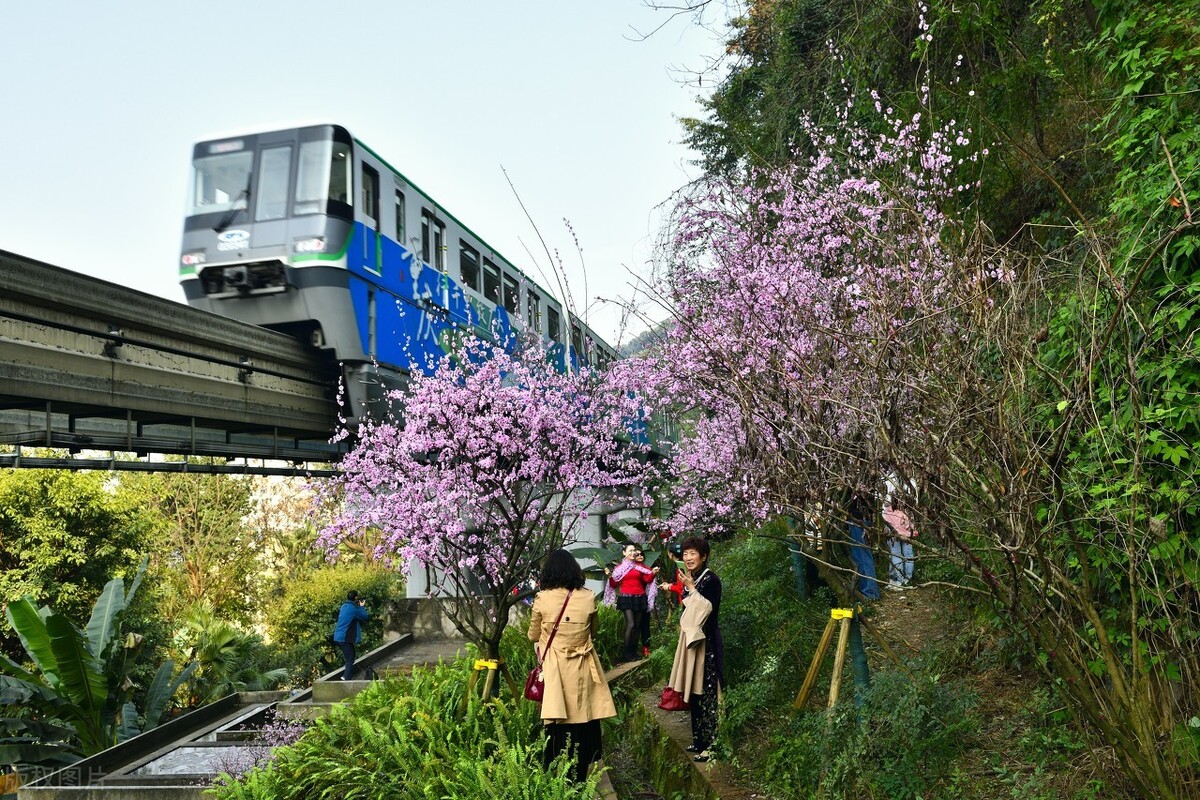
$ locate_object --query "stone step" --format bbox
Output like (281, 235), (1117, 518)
(275, 702), (337, 721)
(311, 679), (373, 703)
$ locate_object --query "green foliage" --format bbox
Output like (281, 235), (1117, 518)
(263, 566), (398, 683)
(592, 602), (628, 669)
(0, 469), (148, 649)
(761, 669), (977, 799)
(708, 529), (831, 743)
(174, 602), (287, 704)
(0, 561), (195, 768)
(119, 471), (258, 624)
(682, 2), (1200, 794)
(207, 661), (600, 799)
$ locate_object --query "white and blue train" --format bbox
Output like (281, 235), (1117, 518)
(179, 123), (616, 422)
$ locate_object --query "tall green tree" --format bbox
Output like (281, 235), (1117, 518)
(0, 468), (148, 658)
(120, 472), (259, 624)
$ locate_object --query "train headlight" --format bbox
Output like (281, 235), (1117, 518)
(181, 251), (206, 266)
(294, 237), (325, 253)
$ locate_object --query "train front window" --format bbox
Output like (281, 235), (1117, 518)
(295, 139), (351, 215)
(188, 151), (253, 216)
(255, 145), (292, 221)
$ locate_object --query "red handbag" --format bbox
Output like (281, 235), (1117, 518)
(657, 686), (690, 711)
(525, 590), (573, 702)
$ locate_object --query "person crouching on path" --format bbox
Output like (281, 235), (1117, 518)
(603, 544), (659, 661)
(667, 537), (724, 762)
(333, 590), (368, 680)
(528, 549), (617, 783)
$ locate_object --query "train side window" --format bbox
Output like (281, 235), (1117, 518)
(362, 165), (380, 227)
(483, 259), (501, 304)
(571, 324), (584, 360)
(460, 241), (480, 291)
(547, 306), (561, 342)
(255, 145), (292, 221)
(328, 142), (351, 205)
(502, 274), (520, 314)
(395, 190), (406, 243)
(433, 218), (446, 271)
(421, 209), (432, 264)
(527, 290), (541, 332)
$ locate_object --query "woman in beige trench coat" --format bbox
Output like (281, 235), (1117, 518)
(528, 549), (616, 782)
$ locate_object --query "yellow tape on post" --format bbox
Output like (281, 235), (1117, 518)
(473, 659), (499, 671)
(831, 608), (854, 620)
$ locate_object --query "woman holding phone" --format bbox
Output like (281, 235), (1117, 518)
(666, 537), (724, 762)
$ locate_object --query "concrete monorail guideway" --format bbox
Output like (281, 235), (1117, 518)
(0, 249), (344, 473)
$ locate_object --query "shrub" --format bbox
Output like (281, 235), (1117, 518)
(709, 531), (832, 744)
(206, 661), (600, 799)
(264, 565), (397, 647)
(762, 670), (978, 799)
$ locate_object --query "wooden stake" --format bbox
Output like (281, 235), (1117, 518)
(794, 616), (837, 709)
(827, 615), (852, 709)
(794, 608), (856, 710)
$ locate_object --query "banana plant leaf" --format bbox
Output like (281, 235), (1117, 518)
(118, 702), (139, 744)
(0, 737), (80, 769)
(0, 674), (65, 708)
(139, 660), (197, 732)
(0, 716), (77, 743)
(43, 614), (106, 717)
(42, 615), (112, 755)
(83, 577), (127, 661)
(4, 599), (60, 689)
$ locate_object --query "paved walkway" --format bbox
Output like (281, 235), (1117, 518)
(376, 636), (467, 674)
(640, 688), (756, 800)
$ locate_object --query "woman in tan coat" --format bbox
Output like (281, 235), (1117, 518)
(527, 549), (616, 782)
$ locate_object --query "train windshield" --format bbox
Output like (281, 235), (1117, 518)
(188, 150), (253, 216)
(295, 139), (351, 215)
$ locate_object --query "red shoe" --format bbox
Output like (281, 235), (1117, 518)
(642, 646), (651, 658)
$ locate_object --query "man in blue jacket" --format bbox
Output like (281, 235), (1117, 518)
(333, 590), (368, 680)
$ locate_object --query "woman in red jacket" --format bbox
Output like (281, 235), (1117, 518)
(603, 544), (659, 661)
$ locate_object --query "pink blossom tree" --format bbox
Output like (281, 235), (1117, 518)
(635, 88), (983, 542)
(318, 334), (658, 659)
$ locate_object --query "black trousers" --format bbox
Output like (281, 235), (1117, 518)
(689, 648), (721, 750)
(544, 720), (603, 783)
(340, 640), (356, 680)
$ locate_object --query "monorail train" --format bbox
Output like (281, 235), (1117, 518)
(178, 123), (616, 422)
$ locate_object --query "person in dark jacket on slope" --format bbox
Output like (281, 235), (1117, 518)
(333, 590), (368, 680)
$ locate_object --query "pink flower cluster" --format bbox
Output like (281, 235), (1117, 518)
(319, 334), (658, 599)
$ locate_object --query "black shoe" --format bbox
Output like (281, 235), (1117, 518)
(693, 752), (712, 763)
(684, 744), (701, 753)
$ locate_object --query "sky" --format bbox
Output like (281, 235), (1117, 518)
(0, 1), (726, 346)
